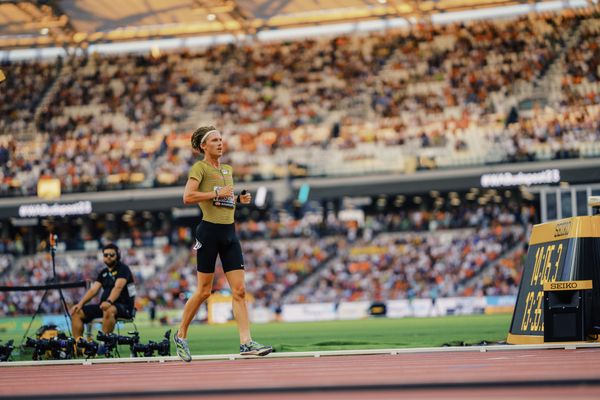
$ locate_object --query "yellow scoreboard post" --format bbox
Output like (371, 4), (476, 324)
(507, 214), (600, 344)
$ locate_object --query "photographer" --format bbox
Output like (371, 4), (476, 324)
(70, 244), (136, 339)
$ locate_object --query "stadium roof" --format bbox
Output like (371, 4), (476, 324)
(0, 0), (562, 49)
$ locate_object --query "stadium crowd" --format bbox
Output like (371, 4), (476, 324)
(1, 9), (600, 195)
(3, 6), (596, 322)
(288, 226), (524, 304)
(0, 58), (61, 134)
(0, 200), (532, 316)
(287, 201), (528, 303)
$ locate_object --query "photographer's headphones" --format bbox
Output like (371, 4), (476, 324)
(102, 243), (121, 262)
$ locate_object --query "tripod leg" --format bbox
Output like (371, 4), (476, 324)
(57, 287), (73, 336)
(51, 240), (74, 337)
(20, 289), (49, 348)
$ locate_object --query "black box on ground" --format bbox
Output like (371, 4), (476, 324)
(544, 280), (593, 342)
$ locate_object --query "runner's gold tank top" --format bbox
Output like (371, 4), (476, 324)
(188, 160), (235, 224)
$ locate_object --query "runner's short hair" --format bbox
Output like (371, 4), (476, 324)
(191, 126), (218, 153)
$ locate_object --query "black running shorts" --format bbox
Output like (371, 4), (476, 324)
(81, 303), (134, 323)
(194, 221), (245, 273)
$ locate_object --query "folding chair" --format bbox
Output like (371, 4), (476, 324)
(85, 309), (138, 338)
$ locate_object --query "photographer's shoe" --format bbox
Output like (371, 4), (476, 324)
(173, 330), (192, 362)
(240, 340), (272, 356)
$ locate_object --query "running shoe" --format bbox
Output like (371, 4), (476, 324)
(240, 340), (273, 356)
(173, 330), (192, 362)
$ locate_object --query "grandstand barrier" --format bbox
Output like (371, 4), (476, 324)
(0, 295), (516, 335)
(485, 296), (518, 315)
(281, 303), (338, 323)
(207, 293), (256, 324)
(174, 295), (514, 324)
(277, 296), (512, 323)
(337, 301), (371, 320)
(507, 215), (600, 344)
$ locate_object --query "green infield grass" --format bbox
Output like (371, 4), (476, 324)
(0, 313), (512, 361)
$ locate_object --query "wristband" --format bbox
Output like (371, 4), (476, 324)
(106, 299), (113, 305)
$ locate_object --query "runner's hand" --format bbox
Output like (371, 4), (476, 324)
(239, 191), (252, 204)
(218, 185), (234, 198)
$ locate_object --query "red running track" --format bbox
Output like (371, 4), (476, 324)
(2, 349), (600, 399)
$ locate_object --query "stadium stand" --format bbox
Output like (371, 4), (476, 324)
(1, 5), (599, 325)
(1, 9), (600, 196)
(0, 59), (61, 135)
(0, 200), (533, 315)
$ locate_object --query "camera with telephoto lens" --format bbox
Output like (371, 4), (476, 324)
(0, 339), (14, 362)
(24, 334), (75, 360)
(76, 337), (99, 359)
(96, 331), (139, 357)
(131, 329), (171, 357)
